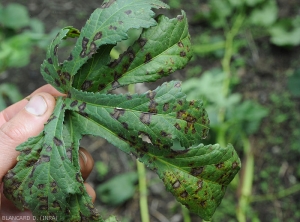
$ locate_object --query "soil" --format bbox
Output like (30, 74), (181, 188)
(1, 0), (300, 222)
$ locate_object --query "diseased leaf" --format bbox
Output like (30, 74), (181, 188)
(40, 28), (72, 92)
(73, 12), (192, 93)
(69, 105), (240, 221)
(3, 0), (241, 221)
(4, 98), (102, 221)
(61, 0), (169, 88)
(68, 81), (209, 148)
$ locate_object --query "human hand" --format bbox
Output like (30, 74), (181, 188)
(0, 85), (96, 222)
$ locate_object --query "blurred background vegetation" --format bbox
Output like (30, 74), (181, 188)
(0, 0), (300, 221)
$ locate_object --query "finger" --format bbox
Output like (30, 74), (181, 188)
(84, 183), (96, 203)
(79, 147), (94, 180)
(0, 84), (63, 126)
(0, 93), (56, 181)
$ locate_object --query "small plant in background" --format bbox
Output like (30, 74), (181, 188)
(0, 3), (45, 71)
(0, 3), (54, 109)
(3, 0), (240, 221)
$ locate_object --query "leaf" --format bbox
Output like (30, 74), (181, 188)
(60, 0), (169, 88)
(0, 3), (30, 29)
(72, 12), (192, 93)
(96, 172), (138, 206)
(68, 81), (210, 149)
(69, 104), (240, 220)
(3, 98), (102, 221)
(40, 27), (76, 92)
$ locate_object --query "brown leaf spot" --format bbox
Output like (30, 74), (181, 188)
(160, 131), (170, 138)
(89, 42), (97, 52)
(41, 155), (50, 162)
(200, 200), (207, 207)
(76, 172), (83, 183)
(62, 72), (71, 81)
(52, 201), (61, 209)
(66, 148), (72, 161)
(54, 79), (61, 87)
(82, 37), (89, 49)
(112, 80), (120, 89)
(140, 112), (153, 125)
(147, 91), (156, 100)
(53, 137), (63, 146)
(109, 25), (117, 30)
(191, 167), (204, 176)
(232, 161), (239, 169)
(145, 53), (152, 63)
(174, 82), (181, 88)
(38, 184), (45, 189)
(122, 122), (129, 129)
(111, 108), (125, 120)
(80, 50), (87, 58)
(189, 100), (195, 106)
(28, 181), (34, 188)
(180, 51), (186, 57)
(177, 15), (184, 21)
(44, 67), (50, 75)
(45, 145), (52, 152)
(197, 180), (203, 190)
(216, 163), (224, 169)
(67, 54), (73, 61)
(22, 148), (32, 155)
(180, 191), (188, 198)
(177, 110), (186, 119)
(98, 84), (106, 91)
(178, 41), (184, 48)
(39, 205), (48, 211)
(54, 44), (58, 56)
(125, 10), (132, 15)
(47, 58), (53, 64)
(174, 123), (181, 130)
(25, 160), (36, 167)
(70, 100), (78, 107)
(50, 181), (57, 187)
(78, 102), (87, 112)
(149, 100), (158, 113)
(139, 38), (147, 48)
(172, 180), (180, 189)
(82, 80), (93, 90)
(163, 103), (169, 112)
(93, 32), (103, 41)
(100, 0), (116, 8)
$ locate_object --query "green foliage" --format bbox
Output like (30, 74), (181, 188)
(182, 69), (269, 145)
(0, 83), (23, 110)
(3, 0), (240, 221)
(96, 172), (138, 206)
(288, 69), (300, 97)
(0, 3), (49, 71)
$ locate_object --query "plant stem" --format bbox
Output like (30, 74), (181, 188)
(137, 160), (150, 222)
(128, 84), (150, 222)
(236, 135), (254, 222)
(181, 205), (191, 222)
(219, 13), (245, 124)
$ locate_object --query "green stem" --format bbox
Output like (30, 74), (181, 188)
(137, 160), (150, 222)
(219, 13), (245, 124)
(128, 84), (150, 222)
(236, 135), (254, 222)
(181, 205), (191, 222)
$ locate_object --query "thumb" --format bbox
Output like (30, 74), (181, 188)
(0, 93), (56, 181)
